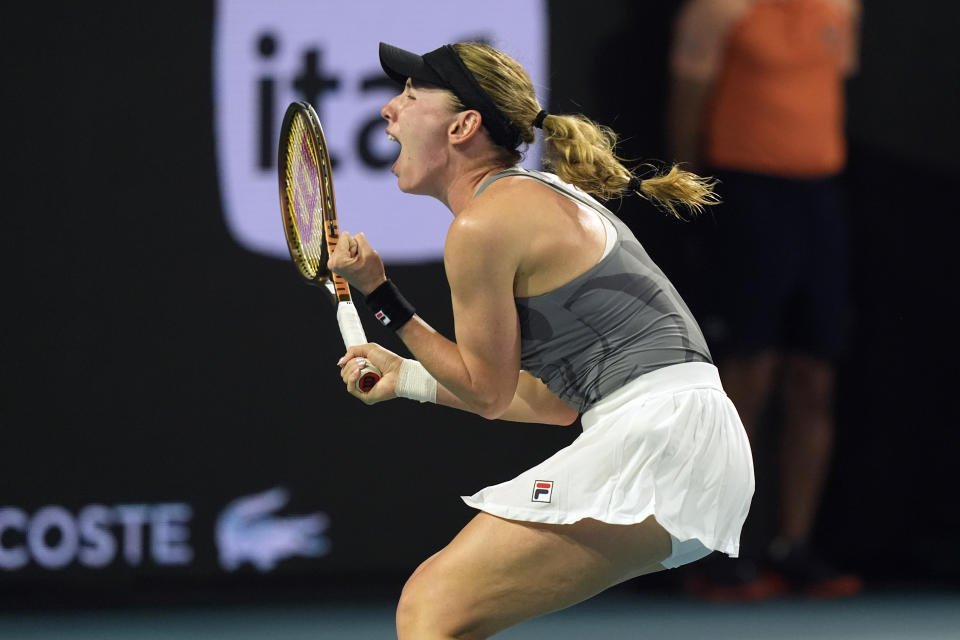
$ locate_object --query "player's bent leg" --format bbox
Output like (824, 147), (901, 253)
(395, 511), (672, 640)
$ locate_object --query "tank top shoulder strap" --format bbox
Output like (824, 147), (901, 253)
(474, 168), (623, 228)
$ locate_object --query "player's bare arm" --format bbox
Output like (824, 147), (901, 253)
(394, 203), (524, 420)
(436, 370), (578, 425)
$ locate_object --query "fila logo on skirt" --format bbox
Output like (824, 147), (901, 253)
(531, 480), (554, 503)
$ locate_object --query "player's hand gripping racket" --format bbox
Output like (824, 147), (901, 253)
(278, 101), (380, 392)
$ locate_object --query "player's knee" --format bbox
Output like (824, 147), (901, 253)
(396, 563), (485, 640)
(395, 570), (453, 639)
(396, 562), (425, 637)
(395, 585), (425, 640)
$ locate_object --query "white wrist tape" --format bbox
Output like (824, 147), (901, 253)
(395, 359), (437, 403)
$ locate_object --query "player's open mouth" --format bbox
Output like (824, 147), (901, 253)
(387, 132), (401, 173)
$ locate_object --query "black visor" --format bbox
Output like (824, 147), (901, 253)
(378, 41), (521, 149)
(379, 43), (445, 87)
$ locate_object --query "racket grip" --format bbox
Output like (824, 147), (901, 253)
(337, 301), (381, 392)
(337, 301), (367, 347)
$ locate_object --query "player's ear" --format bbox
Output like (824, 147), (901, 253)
(449, 110), (482, 145)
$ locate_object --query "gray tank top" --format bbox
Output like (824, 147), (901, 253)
(475, 168), (712, 413)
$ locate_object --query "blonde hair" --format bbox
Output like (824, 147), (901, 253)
(452, 42), (719, 219)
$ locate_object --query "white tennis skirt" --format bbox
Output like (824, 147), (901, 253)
(461, 362), (755, 558)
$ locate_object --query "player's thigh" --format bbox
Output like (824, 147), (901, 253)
(397, 512), (671, 639)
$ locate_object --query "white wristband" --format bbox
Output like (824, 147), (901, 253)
(395, 359), (437, 403)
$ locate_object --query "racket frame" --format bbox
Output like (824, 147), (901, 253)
(278, 101), (380, 392)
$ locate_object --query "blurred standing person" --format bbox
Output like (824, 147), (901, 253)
(668, 0), (863, 600)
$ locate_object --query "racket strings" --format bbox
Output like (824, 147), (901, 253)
(284, 114), (326, 279)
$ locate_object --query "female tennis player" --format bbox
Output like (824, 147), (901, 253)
(331, 41), (755, 640)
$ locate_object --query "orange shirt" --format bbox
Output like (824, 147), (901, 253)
(673, 0), (860, 177)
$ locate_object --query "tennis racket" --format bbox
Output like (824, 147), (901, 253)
(278, 101), (380, 392)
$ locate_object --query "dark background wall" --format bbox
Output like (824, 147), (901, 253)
(3, 1), (957, 606)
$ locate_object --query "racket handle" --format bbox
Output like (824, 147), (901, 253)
(337, 301), (381, 392)
(336, 300), (367, 346)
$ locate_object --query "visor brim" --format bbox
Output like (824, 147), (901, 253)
(379, 42), (446, 87)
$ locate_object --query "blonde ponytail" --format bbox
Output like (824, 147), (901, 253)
(541, 114), (718, 218)
(633, 164), (721, 220)
(453, 42), (719, 218)
(539, 113), (632, 199)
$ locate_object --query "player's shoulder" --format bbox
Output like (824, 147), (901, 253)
(461, 175), (545, 226)
(474, 170), (562, 208)
(445, 176), (544, 256)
